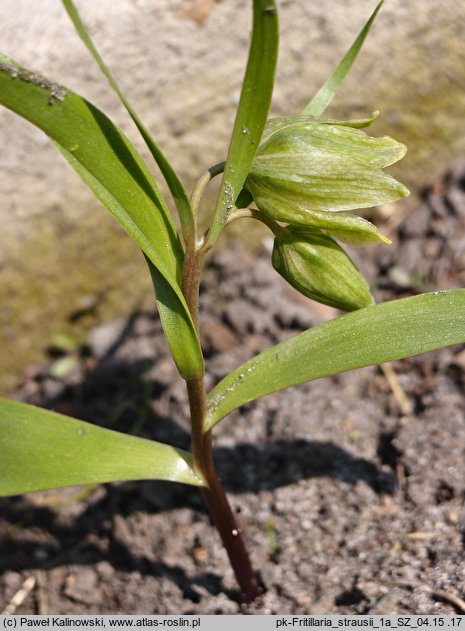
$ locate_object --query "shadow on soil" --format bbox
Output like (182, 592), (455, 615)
(0, 344), (394, 601)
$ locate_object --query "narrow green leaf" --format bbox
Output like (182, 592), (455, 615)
(206, 0), (278, 247)
(0, 55), (203, 378)
(61, 0), (195, 244)
(206, 290), (465, 429)
(53, 144), (178, 282)
(0, 398), (205, 497)
(303, 1), (384, 117)
(145, 256), (204, 377)
(0, 54), (179, 282)
(58, 147), (203, 378)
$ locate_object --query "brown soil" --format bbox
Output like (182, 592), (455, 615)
(1, 162), (465, 615)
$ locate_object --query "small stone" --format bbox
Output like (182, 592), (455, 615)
(193, 548), (208, 562)
(96, 561), (115, 579)
(295, 593), (311, 606)
(64, 568), (99, 604)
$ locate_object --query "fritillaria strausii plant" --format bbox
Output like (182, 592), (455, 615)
(1, 0), (464, 603)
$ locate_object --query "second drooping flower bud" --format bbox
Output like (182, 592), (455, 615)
(272, 226), (374, 312)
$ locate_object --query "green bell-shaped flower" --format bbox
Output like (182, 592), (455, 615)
(246, 117), (409, 246)
(272, 226), (374, 312)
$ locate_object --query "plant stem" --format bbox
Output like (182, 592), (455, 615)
(227, 206), (285, 237)
(182, 247), (261, 604)
(185, 378), (261, 603)
(202, 444), (262, 603)
(190, 162), (226, 226)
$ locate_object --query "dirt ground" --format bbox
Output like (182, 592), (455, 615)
(1, 162), (465, 615)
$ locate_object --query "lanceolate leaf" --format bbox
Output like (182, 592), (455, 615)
(145, 256), (204, 377)
(61, 0), (195, 245)
(206, 0), (278, 248)
(206, 290), (465, 429)
(303, 1), (384, 117)
(0, 54), (203, 379)
(0, 398), (205, 497)
(0, 54), (180, 283)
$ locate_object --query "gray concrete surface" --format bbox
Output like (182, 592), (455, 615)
(1, 0), (465, 392)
